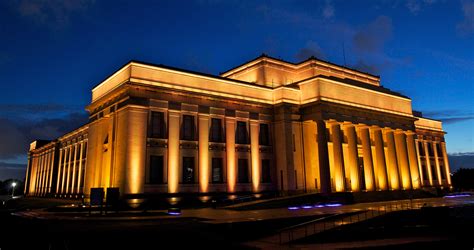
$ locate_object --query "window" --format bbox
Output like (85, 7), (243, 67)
(210, 118), (223, 142)
(149, 155), (164, 184)
(261, 159), (271, 183)
(431, 163), (438, 181)
(259, 123), (270, 145)
(418, 141), (424, 153)
(150, 112), (166, 138)
(83, 142), (87, 158)
(440, 164), (446, 180)
(182, 157), (195, 183)
(181, 115), (195, 141)
(427, 143), (434, 156)
(236, 121), (248, 144)
(421, 163), (428, 181)
(238, 159), (249, 183)
(212, 158), (223, 183)
(436, 144), (442, 156)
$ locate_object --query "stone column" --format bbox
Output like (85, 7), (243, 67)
(24, 155), (32, 195)
(414, 139), (424, 187)
(384, 129), (400, 190)
(316, 120), (331, 194)
(198, 114), (210, 193)
(56, 148), (63, 194)
(406, 133), (421, 189)
(71, 143), (78, 194)
(31, 156), (37, 195)
(423, 141), (433, 186)
(39, 153), (45, 195)
(48, 149), (55, 194)
(225, 117), (236, 193)
(359, 126), (375, 191)
(330, 122), (346, 192)
(77, 141), (84, 194)
(432, 142), (442, 186)
(65, 145), (73, 194)
(344, 123), (359, 192)
(303, 121), (317, 191)
(394, 130), (411, 190)
(124, 107), (148, 202)
(168, 110), (181, 194)
(440, 142), (452, 186)
(371, 127), (388, 190)
(43, 151), (50, 195)
(250, 119), (260, 193)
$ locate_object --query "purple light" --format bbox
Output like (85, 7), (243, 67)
(168, 212), (181, 215)
(325, 203), (342, 207)
(288, 206), (300, 210)
(444, 194), (471, 198)
(302, 205), (313, 209)
(314, 204), (324, 208)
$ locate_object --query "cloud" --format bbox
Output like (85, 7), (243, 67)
(457, 0), (474, 36)
(422, 109), (474, 124)
(0, 119), (29, 160)
(0, 104), (88, 161)
(448, 152), (474, 172)
(0, 162), (26, 181)
(405, 0), (437, 14)
(294, 40), (326, 61)
(353, 16), (392, 53)
(14, 0), (95, 29)
(406, 0), (421, 14)
(352, 60), (382, 75)
(323, 0), (335, 19)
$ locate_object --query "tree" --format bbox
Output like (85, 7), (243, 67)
(451, 168), (474, 191)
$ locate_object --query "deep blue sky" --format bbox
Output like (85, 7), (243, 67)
(0, 0), (473, 180)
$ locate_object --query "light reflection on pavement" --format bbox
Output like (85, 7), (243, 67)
(180, 196), (474, 224)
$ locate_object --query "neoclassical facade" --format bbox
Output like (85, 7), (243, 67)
(24, 54), (452, 200)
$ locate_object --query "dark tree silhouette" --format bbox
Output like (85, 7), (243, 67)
(451, 168), (474, 191)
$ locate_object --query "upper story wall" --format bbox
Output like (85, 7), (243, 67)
(90, 61), (410, 119)
(220, 55), (380, 88)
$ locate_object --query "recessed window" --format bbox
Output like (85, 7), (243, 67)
(181, 115), (195, 141)
(238, 159), (249, 183)
(182, 157), (195, 183)
(261, 159), (271, 183)
(431, 163), (438, 181)
(427, 143), (434, 156)
(212, 158), (223, 183)
(210, 118), (223, 142)
(236, 121), (248, 144)
(148, 155), (164, 184)
(259, 123), (270, 145)
(150, 112), (166, 138)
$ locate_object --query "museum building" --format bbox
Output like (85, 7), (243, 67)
(24, 54), (452, 201)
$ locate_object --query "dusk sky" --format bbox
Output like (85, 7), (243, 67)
(0, 0), (473, 180)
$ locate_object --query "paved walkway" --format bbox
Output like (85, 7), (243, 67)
(12, 195), (474, 224)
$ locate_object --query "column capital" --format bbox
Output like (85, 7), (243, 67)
(342, 122), (356, 128)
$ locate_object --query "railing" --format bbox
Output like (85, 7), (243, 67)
(278, 201), (422, 245)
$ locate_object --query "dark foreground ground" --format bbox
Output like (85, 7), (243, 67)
(1, 197), (473, 250)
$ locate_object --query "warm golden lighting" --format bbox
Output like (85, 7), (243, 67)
(250, 120), (260, 192)
(199, 115), (210, 193)
(168, 111), (180, 194)
(24, 54), (452, 200)
(226, 118), (236, 193)
(125, 108), (147, 195)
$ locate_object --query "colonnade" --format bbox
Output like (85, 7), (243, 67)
(314, 120), (449, 193)
(56, 140), (87, 196)
(27, 147), (55, 196)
